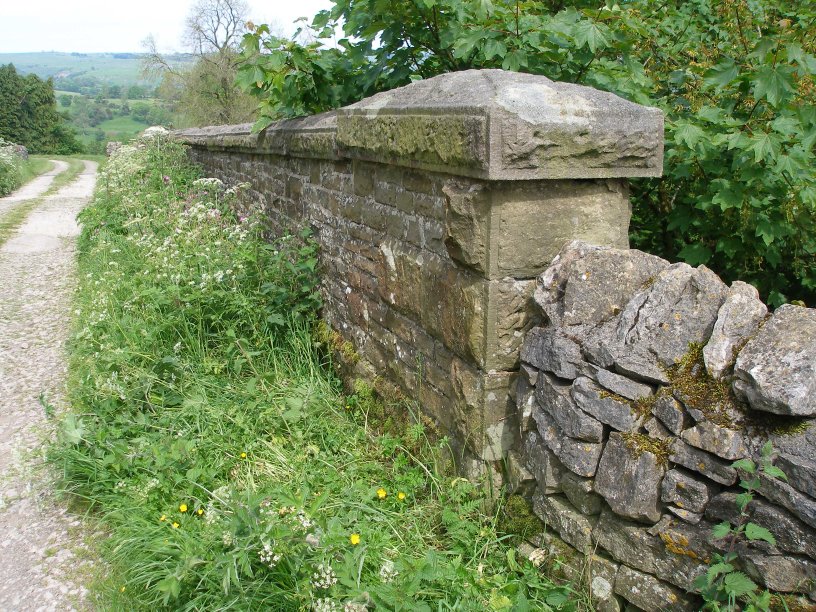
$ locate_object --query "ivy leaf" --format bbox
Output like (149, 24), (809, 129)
(753, 64), (796, 107)
(712, 521), (733, 539)
(573, 19), (610, 53)
(745, 522), (776, 545)
(723, 571), (758, 598)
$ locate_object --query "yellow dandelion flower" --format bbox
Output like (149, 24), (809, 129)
(197, 508), (204, 516)
(376, 488), (387, 499)
(179, 504), (188, 513)
(172, 522), (180, 529)
(120, 586), (126, 593)
(240, 452), (247, 459)
(397, 492), (406, 501)
(159, 514), (167, 522)
(350, 533), (361, 546)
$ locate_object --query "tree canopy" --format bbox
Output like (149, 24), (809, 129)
(0, 64), (82, 154)
(237, 0), (816, 306)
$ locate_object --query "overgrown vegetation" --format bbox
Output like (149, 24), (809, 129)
(238, 0), (815, 306)
(0, 140), (55, 197)
(0, 64), (82, 153)
(50, 133), (574, 610)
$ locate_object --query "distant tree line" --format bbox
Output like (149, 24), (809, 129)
(0, 64), (82, 153)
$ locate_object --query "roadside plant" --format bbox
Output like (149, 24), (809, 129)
(694, 441), (786, 611)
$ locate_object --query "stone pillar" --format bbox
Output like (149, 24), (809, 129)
(335, 70), (663, 464)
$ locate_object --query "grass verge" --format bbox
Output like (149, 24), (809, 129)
(0, 157), (88, 247)
(19, 157), (55, 185)
(49, 133), (577, 610)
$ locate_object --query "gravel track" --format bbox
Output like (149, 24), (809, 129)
(0, 161), (69, 214)
(0, 161), (98, 611)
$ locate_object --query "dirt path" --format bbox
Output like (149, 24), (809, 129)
(0, 160), (69, 214)
(0, 161), (98, 611)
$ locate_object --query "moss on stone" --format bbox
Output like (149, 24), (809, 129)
(668, 342), (744, 429)
(499, 495), (545, 544)
(621, 432), (670, 467)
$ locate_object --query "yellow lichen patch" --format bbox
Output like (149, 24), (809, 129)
(659, 532), (699, 561)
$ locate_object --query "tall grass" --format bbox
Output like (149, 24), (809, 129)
(50, 132), (575, 611)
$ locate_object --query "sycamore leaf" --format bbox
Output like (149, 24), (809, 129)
(750, 132), (781, 163)
(753, 64), (796, 107)
(573, 19), (610, 53)
(704, 57), (740, 90)
(745, 522), (776, 545)
(674, 122), (707, 149)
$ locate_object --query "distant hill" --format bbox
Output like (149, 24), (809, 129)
(0, 51), (195, 91)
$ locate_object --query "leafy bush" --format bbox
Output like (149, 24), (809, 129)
(52, 132), (573, 610)
(0, 138), (24, 196)
(237, 0), (815, 305)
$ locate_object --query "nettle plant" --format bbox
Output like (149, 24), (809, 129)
(694, 442), (787, 611)
(238, 0), (816, 305)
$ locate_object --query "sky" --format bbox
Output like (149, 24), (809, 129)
(0, 0), (334, 53)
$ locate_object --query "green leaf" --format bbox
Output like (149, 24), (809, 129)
(735, 491), (754, 511)
(674, 122), (707, 149)
(753, 64), (796, 107)
(482, 39), (507, 61)
(723, 571), (758, 597)
(712, 521), (733, 539)
(750, 132), (781, 163)
(572, 19), (610, 53)
(745, 522), (776, 545)
(762, 464), (788, 481)
(731, 458), (756, 473)
(703, 57), (740, 90)
(761, 441), (774, 458)
(678, 243), (712, 266)
(61, 415), (85, 445)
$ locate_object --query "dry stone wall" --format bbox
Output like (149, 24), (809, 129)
(175, 69), (663, 471)
(514, 240), (816, 611)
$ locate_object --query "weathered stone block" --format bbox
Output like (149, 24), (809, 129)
(703, 281), (768, 379)
(536, 373), (604, 442)
(536, 241), (669, 329)
(758, 472), (816, 530)
(680, 421), (747, 461)
(532, 490), (597, 554)
(533, 407), (604, 477)
(521, 431), (564, 494)
(771, 421), (816, 500)
(669, 439), (737, 486)
(506, 449), (535, 496)
(595, 433), (665, 523)
(733, 304), (816, 416)
(613, 263), (728, 368)
(653, 395), (690, 435)
(588, 365), (653, 402)
(520, 327), (587, 380)
(742, 553), (816, 593)
(572, 376), (644, 432)
(561, 471), (604, 516)
(442, 181), (490, 272)
(494, 180), (630, 279)
(661, 469), (714, 514)
(614, 566), (698, 612)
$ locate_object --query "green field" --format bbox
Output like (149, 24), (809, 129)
(0, 52), (192, 87)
